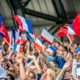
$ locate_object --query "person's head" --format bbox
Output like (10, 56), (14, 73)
(34, 52), (39, 58)
(53, 42), (60, 48)
(41, 69), (56, 80)
(28, 71), (36, 80)
(27, 66), (37, 73)
(74, 43), (78, 49)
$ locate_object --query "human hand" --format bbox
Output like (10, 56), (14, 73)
(16, 53), (23, 64)
(8, 46), (12, 52)
(63, 61), (71, 70)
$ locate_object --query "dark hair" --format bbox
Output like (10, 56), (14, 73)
(34, 52), (39, 57)
(29, 71), (36, 78)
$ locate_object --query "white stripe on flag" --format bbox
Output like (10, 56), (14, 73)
(41, 29), (54, 44)
(18, 15), (28, 32)
(68, 27), (75, 35)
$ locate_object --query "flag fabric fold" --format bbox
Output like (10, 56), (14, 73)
(72, 13), (80, 37)
(13, 15), (33, 35)
(16, 37), (27, 44)
(0, 17), (10, 45)
(67, 24), (75, 43)
(57, 25), (68, 37)
(67, 33), (75, 43)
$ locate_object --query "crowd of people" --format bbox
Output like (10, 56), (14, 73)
(0, 40), (80, 80)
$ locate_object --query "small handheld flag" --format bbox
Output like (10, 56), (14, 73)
(34, 38), (43, 51)
(46, 45), (56, 54)
(41, 29), (54, 44)
(13, 44), (23, 53)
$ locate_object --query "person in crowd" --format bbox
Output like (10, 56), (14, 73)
(0, 40), (80, 80)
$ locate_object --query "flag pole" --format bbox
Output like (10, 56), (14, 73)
(54, 36), (62, 44)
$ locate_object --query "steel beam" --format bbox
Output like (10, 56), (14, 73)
(24, 8), (64, 23)
(23, 0), (31, 7)
(51, 0), (61, 17)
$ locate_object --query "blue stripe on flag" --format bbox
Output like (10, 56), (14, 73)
(25, 18), (33, 34)
(0, 33), (4, 38)
(13, 44), (17, 51)
(69, 24), (72, 29)
(49, 45), (56, 52)
(0, 16), (3, 27)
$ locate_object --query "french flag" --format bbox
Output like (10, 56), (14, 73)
(0, 21), (10, 45)
(0, 16), (10, 45)
(13, 15), (33, 36)
(46, 45), (56, 54)
(0, 16), (4, 37)
(34, 38), (43, 51)
(67, 34), (75, 43)
(67, 24), (75, 43)
(12, 28), (19, 44)
(25, 18), (33, 35)
(13, 15), (28, 32)
(76, 47), (80, 54)
(13, 44), (24, 53)
(16, 37), (27, 44)
(41, 29), (54, 44)
(68, 24), (75, 35)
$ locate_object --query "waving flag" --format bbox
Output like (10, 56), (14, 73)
(0, 16), (3, 27)
(11, 28), (19, 44)
(13, 44), (23, 53)
(34, 38), (43, 51)
(13, 15), (28, 32)
(67, 24), (75, 43)
(72, 13), (80, 37)
(41, 29), (54, 44)
(2, 26), (10, 45)
(46, 45), (56, 54)
(0, 16), (10, 45)
(25, 18), (33, 41)
(25, 18), (33, 35)
(57, 24), (68, 37)
(67, 33), (75, 43)
(13, 15), (33, 35)
(68, 24), (75, 35)
(16, 37), (27, 44)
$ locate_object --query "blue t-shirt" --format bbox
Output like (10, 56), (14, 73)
(54, 55), (65, 69)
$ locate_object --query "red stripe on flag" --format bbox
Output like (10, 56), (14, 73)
(57, 27), (68, 37)
(40, 35), (52, 44)
(19, 45), (23, 53)
(67, 33), (75, 43)
(13, 15), (23, 26)
(34, 42), (42, 51)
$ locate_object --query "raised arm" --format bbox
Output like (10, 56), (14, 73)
(16, 53), (26, 80)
